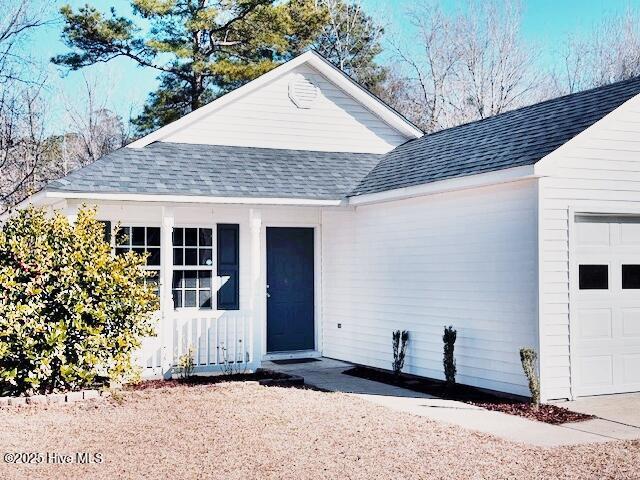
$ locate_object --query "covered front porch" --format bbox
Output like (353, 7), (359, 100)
(58, 197), (329, 379)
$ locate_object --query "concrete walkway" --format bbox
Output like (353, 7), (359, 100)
(264, 358), (640, 447)
(555, 392), (640, 428)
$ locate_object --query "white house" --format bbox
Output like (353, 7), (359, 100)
(17, 51), (640, 401)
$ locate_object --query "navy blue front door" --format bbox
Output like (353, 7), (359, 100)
(266, 227), (315, 352)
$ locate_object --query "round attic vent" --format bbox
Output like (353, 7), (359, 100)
(288, 75), (319, 109)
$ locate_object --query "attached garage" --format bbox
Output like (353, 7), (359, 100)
(572, 215), (640, 396)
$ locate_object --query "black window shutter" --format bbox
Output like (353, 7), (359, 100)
(99, 221), (112, 244)
(217, 224), (239, 310)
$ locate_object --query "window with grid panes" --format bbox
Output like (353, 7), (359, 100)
(115, 226), (161, 296)
(172, 227), (213, 309)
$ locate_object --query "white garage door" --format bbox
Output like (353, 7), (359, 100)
(574, 215), (640, 396)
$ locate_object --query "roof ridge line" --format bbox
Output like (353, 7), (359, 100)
(148, 141), (384, 157)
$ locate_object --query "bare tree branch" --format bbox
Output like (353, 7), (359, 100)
(60, 71), (129, 169)
(0, 1), (53, 212)
(554, 8), (640, 94)
(381, 0), (546, 133)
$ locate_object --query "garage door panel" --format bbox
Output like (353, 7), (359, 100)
(577, 308), (612, 339)
(621, 308), (640, 337)
(578, 355), (613, 387)
(576, 221), (610, 245)
(622, 355), (640, 383)
(620, 223), (640, 245)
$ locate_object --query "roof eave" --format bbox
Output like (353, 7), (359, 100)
(0, 190), (64, 221)
(43, 190), (347, 207)
(348, 165), (539, 206)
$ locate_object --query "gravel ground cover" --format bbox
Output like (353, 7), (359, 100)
(0, 382), (638, 480)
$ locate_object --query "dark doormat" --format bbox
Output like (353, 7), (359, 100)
(271, 358), (321, 365)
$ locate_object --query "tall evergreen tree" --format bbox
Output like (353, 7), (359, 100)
(53, 0), (328, 135)
(53, 0), (388, 137)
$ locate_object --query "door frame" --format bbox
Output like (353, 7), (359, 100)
(261, 222), (322, 359)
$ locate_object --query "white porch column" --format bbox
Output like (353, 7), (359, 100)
(160, 206), (175, 378)
(249, 208), (263, 365)
(62, 203), (77, 224)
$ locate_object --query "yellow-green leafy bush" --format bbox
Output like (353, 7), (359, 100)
(0, 207), (158, 395)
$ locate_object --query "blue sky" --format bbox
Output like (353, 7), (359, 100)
(30, 0), (640, 132)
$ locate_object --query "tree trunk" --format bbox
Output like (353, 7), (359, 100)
(190, 74), (206, 112)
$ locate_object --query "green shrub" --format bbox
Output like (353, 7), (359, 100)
(0, 206), (158, 395)
(392, 330), (409, 375)
(443, 325), (457, 387)
(519, 347), (540, 409)
(177, 346), (195, 381)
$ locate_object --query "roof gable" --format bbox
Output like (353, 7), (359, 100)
(129, 51), (422, 154)
(351, 77), (640, 196)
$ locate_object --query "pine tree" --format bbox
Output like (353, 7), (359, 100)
(53, 0), (328, 135)
(53, 0), (388, 137)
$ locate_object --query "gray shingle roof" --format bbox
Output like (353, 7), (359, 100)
(47, 142), (381, 200)
(350, 76), (640, 196)
(48, 76), (640, 201)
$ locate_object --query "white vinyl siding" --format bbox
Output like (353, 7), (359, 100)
(161, 64), (408, 154)
(322, 180), (538, 397)
(538, 93), (640, 400)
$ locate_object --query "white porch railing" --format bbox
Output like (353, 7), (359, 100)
(133, 312), (163, 375)
(134, 310), (256, 378)
(173, 311), (251, 370)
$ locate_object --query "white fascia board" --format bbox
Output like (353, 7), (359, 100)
(6, 190), (60, 211)
(348, 165), (538, 206)
(1, 191), (65, 222)
(10, 190), (48, 209)
(43, 190), (344, 207)
(128, 51), (422, 149)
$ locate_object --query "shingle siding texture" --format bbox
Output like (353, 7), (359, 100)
(47, 143), (381, 200)
(350, 77), (640, 196)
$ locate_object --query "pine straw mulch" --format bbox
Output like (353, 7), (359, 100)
(467, 401), (593, 424)
(126, 369), (295, 390)
(344, 366), (594, 425)
(0, 382), (638, 480)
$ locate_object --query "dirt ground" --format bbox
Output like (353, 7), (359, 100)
(0, 382), (638, 480)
